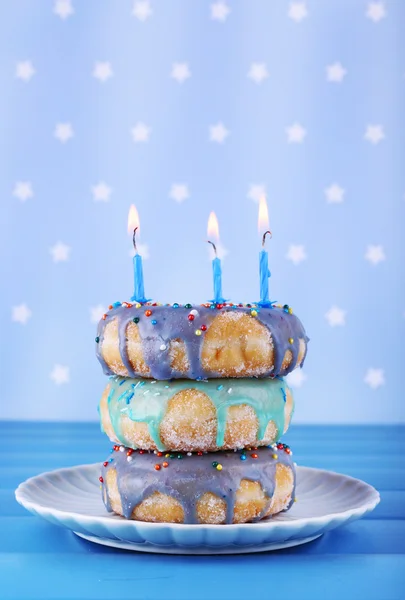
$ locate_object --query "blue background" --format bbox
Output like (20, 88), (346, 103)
(1, 0), (404, 423)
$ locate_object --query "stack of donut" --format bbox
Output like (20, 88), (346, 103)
(96, 301), (309, 524)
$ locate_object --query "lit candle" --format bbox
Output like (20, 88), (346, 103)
(128, 205), (148, 303)
(258, 196), (273, 307)
(207, 211), (226, 304)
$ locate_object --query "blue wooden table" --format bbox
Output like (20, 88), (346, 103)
(2, 422), (404, 600)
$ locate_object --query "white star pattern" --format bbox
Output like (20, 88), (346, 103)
(132, 1), (152, 21)
(131, 122), (151, 142)
(364, 368), (385, 389)
(169, 184), (189, 203)
(286, 369), (307, 388)
(248, 63), (269, 84)
(366, 2), (386, 22)
(248, 184), (266, 203)
(286, 245), (307, 265)
(209, 122), (229, 144)
(286, 123), (307, 143)
(54, 0), (74, 19)
(365, 125), (385, 144)
(326, 62), (347, 83)
(365, 245), (385, 265)
(288, 2), (308, 22)
(50, 364), (70, 385)
(93, 62), (113, 82)
(211, 2), (231, 22)
(15, 61), (36, 82)
(13, 181), (33, 202)
(171, 63), (191, 84)
(325, 306), (346, 327)
(92, 182), (112, 202)
(90, 305), (107, 324)
(50, 242), (71, 263)
(325, 183), (345, 204)
(12, 304), (32, 325)
(54, 123), (74, 143)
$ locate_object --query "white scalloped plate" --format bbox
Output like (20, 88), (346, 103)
(15, 464), (380, 554)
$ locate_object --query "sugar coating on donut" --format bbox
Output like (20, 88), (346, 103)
(100, 378), (294, 452)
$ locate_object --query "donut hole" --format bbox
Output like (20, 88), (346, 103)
(132, 492), (184, 523)
(201, 312), (274, 377)
(105, 469), (122, 514)
(126, 321), (150, 376)
(120, 416), (154, 449)
(169, 338), (189, 374)
(224, 404), (258, 448)
(197, 492), (226, 524)
(160, 389), (217, 451)
(267, 463), (294, 516)
(233, 480), (268, 523)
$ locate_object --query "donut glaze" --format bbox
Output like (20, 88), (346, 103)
(96, 302), (308, 380)
(100, 376), (294, 452)
(101, 443), (296, 524)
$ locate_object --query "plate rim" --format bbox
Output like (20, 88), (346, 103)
(15, 462), (381, 531)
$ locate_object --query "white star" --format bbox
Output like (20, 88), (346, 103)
(247, 184), (266, 203)
(50, 242), (71, 263)
(366, 2), (386, 22)
(286, 244), (307, 265)
(132, 1), (152, 21)
(54, 123), (74, 143)
(129, 242), (149, 259)
(92, 182), (112, 202)
(12, 304), (32, 325)
(248, 63), (269, 84)
(50, 364), (70, 385)
(364, 368), (385, 389)
(365, 245), (385, 265)
(326, 62), (347, 83)
(286, 369), (307, 388)
(286, 122), (307, 143)
(365, 125), (385, 144)
(15, 61), (36, 82)
(90, 304), (107, 324)
(171, 63), (191, 84)
(169, 184), (189, 203)
(131, 122), (151, 142)
(325, 183), (345, 204)
(288, 2), (308, 22)
(93, 62), (113, 82)
(54, 0), (74, 19)
(211, 2), (231, 21)
(13, 181), (33, 202)
(209, 122), (229, 143)
(325, 306), (346, 327)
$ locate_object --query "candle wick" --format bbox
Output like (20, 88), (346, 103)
(262, 230), (272, 248)
(207, 240), (217, 257)
(133, 227), (139, 255)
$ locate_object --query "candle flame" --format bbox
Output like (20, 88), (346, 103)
(127, 204), (140, 235)
(207, 211), (220, 242)
(258, 195), (269, 235)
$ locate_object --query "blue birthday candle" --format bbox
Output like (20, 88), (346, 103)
(258, 196), (273, 307)
(207, 211), (226, 304)
(128, 205), (149, 304)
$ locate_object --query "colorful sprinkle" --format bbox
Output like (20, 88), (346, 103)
(95, 336), (100, 343)
(177, 454), (183, 459)
(212, 461), (219, 468)
(162, 461), (169, 468)
(133, 317), (140, 324)
(288, 337), (294, 344)
(272, 454), (278, 459)
(173, 303), (179, 308)
(197, 451), (203, 456)
(145, 309), (152, 317)
(240, 454), (247, 461)
(154, 464), (161, 471)
(160, 344), (167, 351)
(217, 384), (224, 391)
(151, 319), (157, 325)
(251, 453), (258, 459)
(99, 476), (104, 483)
(103, 461), (108, 467)
(201, 324), (207, 331)
(216, 464), (223, 471)
(185, 303), (192, 309)
(195, 329), (202, 336)
(190, 309), (199, 316)
(188, 314), (195, 321)
(250, 309), (258, 317)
